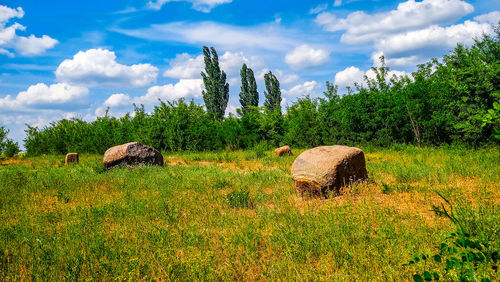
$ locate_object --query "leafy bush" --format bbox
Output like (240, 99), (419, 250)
(253, 141), (268, 159)
(3, 140), (19, 157)
(406, 192), (499, 281)
(0, 127), (19, 157)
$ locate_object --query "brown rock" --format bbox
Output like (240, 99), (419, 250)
(65, 153), (79, 164)
(103, 142), (164, 170)
(275, 145), (293, 156)
(291, 145), (367, 197)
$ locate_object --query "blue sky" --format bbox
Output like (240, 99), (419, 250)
(1, 0), (499, 144)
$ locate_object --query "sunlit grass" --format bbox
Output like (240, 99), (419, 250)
(0, 146), (498, 280)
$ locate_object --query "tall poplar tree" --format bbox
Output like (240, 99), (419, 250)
(239, 64), (259, 112)
(264, 71), (281, 113)
(201, 46), (229, 121)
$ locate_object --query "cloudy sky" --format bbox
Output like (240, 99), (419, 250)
(1, 0), (499, 144)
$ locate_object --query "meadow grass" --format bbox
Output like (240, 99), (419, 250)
(0, 146), (499, 280)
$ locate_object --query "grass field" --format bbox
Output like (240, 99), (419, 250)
(1, 145), (499, 280)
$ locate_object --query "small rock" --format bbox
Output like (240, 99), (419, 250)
(65, 153), (79, 164)
(275, 145), (293, 156)
(291, 145), (367, 197)
(103, 142), (163, 170)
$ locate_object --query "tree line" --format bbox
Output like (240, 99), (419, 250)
(19, 27), (500, 155)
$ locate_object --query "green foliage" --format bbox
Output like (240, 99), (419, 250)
(480, 93), (500, 140)
(263, 71), (282, 113)
(0, 126), (8, 155)
(3, 140), (19, 157)
(252, 141), (268, 158)
(0, 127), (19, 157)
(201, 46), (229, 121)
(239, 64), (259, 112)
(284, 96), (321, 148)
(405, 193), (499, 281)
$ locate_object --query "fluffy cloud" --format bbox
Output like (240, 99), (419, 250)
(474, 11), (500, 25)
(334, 66), (408, 88)
(374, 20), (493, 66)
(0, 83), (89, 111)
(137, 79), (203, 103)
(0, 5), (24, 24)
(315, 1), (499, 68)
(15, 35), (58, 56)
(148, 0), (231, 12)
(0, 5), (58, 57)
(55, 49), (158, 88)
(285, 45), (330, 69)
(164, 53), (204, 79)
(282, 81), (319, 97)
(114, 21), (302, 52)
(96, 79), (204, 116)
(315, 0), (474, 43)
(103, 93), (131, 107)
(334, 66), (365, 88)
(164, 51), (263, 79)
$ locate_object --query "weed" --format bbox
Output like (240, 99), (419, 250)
(381, 182), (415, 194)
(253, 142), (268, 159)
(225, 190), (254, 208)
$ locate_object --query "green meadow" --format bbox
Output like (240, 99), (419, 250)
(0, 145), (499, 280)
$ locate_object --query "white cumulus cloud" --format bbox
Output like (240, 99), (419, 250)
(15, 35), (58, 56)
(0, 83), (89, 111)
(474, 11), (500, 25)
(315, 0), (474, 44)
(282, 81), (319, 96)
(138, 79), (203, 103)
(0, 5), (24, 24)
(96, 79), (204, 115)
(285, 45), (330, 69)
(374, 20), (494, 66)
(103, 93), (131, 107)
(55, 49), (158, 88)
(334, 66), (365, 88)
(0, 5), (58, 57)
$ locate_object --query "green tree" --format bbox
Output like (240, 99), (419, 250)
(263, 71), (281, 113)
(239, 64), (259, 112)
(0, 126), (19, 157)
(284, 96), (321, 147)
(0, 126), (7, 154)
(4, 140), (19, 157)
(201, 46), (229, 121)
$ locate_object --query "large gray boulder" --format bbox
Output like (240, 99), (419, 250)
(291, 145), (367, 197)
(103, 142), (163, 170)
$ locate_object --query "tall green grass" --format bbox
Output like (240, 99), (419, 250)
(0, 146), (498, 280)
